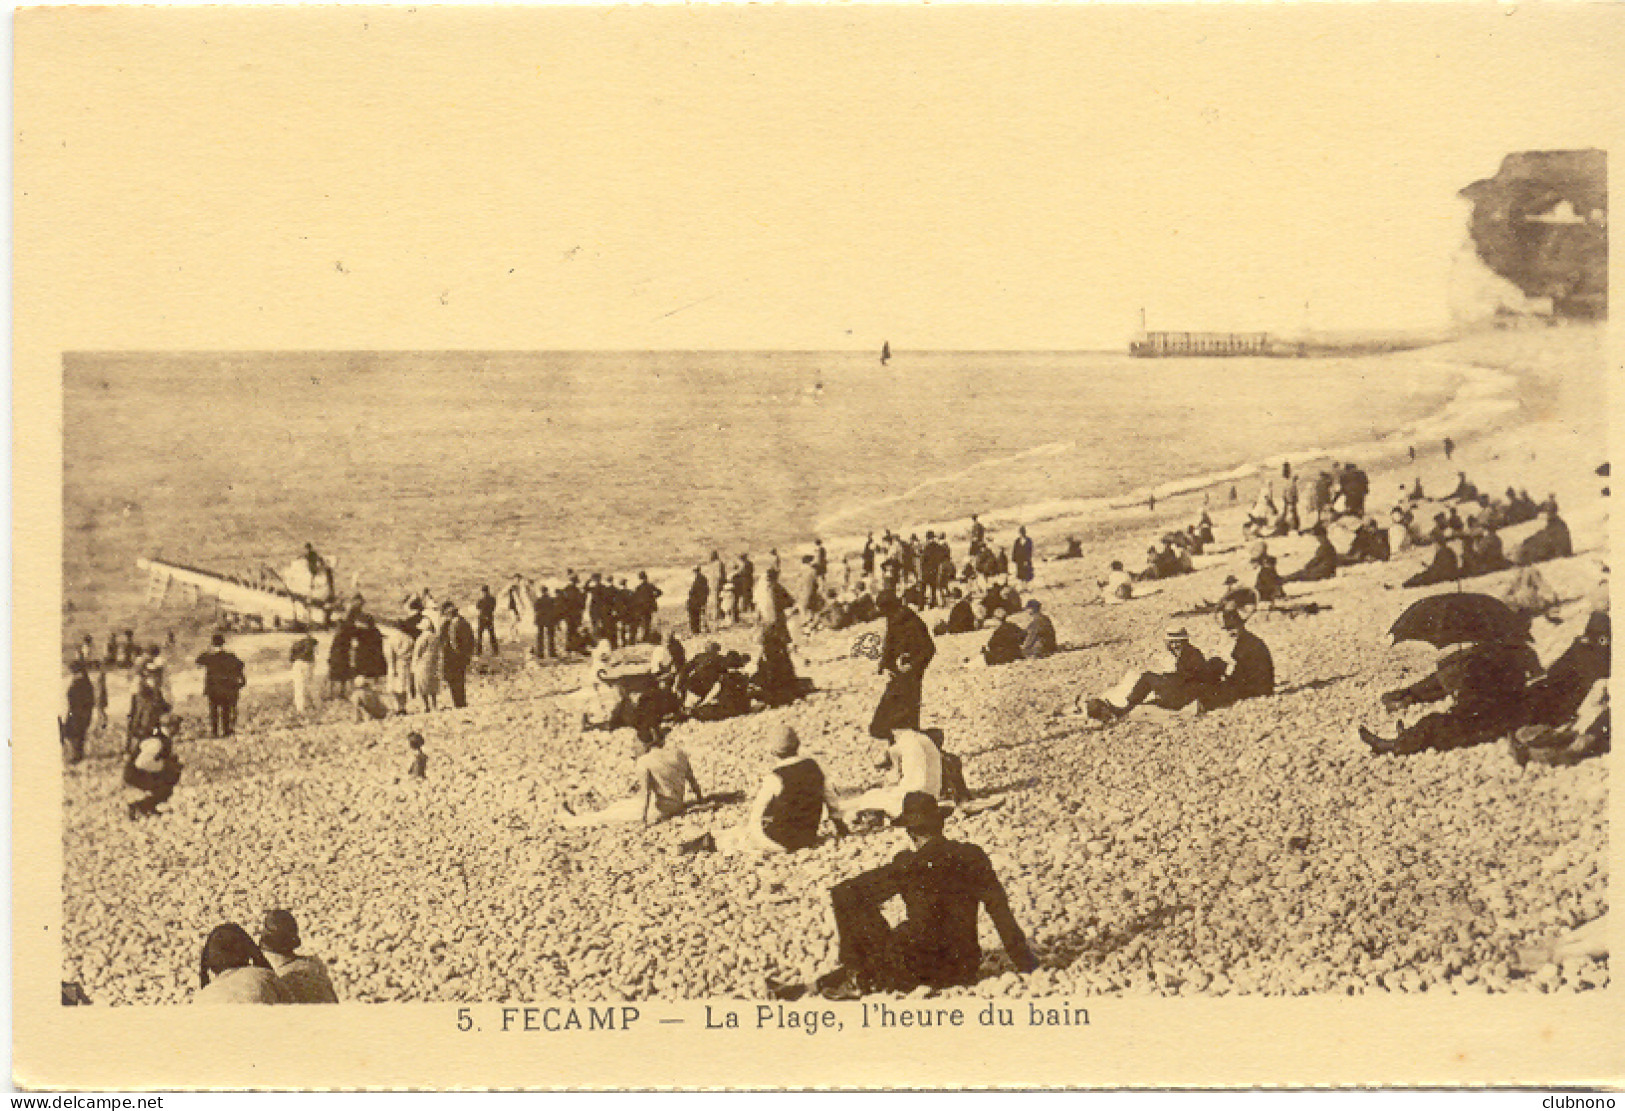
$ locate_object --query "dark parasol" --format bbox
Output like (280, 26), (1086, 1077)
(1388, 592), (1529, 649)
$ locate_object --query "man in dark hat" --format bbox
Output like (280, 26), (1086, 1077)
(531, 584), (558, 659)
(686, 567), (709, 637)
(1020, 599), (1057, 659)
(869, 591), (935, 740)
(632, 571), (663, 644)
(979, 607), (1024, 667)
(1199, 606), (1275, 711)
(126, 662), (171, 750)
(809, 792), (1036, 999)
(63, 661), (97, 765)
(559, 572), (585, 653)
(259, 909), (339, 1003)
(438, 600), (477, 709)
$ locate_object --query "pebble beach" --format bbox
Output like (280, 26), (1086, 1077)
(60, 325), (1610, 1006)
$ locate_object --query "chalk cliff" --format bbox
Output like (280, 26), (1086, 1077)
(1460, 150), (1607, 319)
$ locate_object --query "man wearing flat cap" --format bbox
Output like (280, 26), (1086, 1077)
(811, 792), (1035, 999)
(259, 909), (339, 1003)
(438, 600), (477, 709)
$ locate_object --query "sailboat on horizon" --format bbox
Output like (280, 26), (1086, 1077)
(880, 341), (891, 366)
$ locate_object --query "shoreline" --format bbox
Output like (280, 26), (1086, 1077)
(60, 320), (1611, 1006)
(64, 325), (1593, 663)
(628, 327), (1551, 631)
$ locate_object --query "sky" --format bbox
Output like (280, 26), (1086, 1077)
(14, 4), (1621, 351)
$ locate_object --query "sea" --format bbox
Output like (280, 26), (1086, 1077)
(63, 348), (1474, 633)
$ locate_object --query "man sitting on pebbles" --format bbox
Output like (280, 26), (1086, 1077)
(1084, 624), (1223, 724)
(557, 729), (706, 828)
(838, 727), (944, 824)
(1199, 606), (1275, 711)
(803, 792), (1037, 1000)
(682, 725), (848, 855)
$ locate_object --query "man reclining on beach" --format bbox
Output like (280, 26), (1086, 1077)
(557, 729), (705, 828)
(1084, 624), (1224, 723)
(1357, 634), (1542, 757)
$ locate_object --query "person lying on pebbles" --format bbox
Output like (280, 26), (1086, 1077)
(1357, 635), (1542, 757)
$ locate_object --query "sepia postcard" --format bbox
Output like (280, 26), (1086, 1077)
(11, 2), (1624, 1091)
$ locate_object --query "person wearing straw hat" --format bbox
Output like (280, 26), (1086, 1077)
(1084, 623), (1221, 723)
(807, 792), (1036, 1000)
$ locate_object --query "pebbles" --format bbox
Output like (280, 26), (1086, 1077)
(62, 522), (1608, 1007)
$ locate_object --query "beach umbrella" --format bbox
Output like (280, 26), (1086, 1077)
(1388, 592), (1527, 649)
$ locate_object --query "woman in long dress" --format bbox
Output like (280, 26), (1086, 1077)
(383, 621), (416, 715)
(411, 614), (443, 712)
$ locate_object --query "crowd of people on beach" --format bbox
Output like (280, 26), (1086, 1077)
(63, 433), (1610, 1004)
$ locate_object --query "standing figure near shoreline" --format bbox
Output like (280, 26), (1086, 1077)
(532, 585), (559, 659)
(706, 552), (727, 632)
(474, 585), (499, 656)
(1011, 527), (1034, 585)
(411, 612), (443, 712)
(382, 620), (415, 714)
(439, 601), (476, 709)
(196, 634), (247, 738)
(632, 572), (662, 644)
(327, 617), (355, 701)
(686, 568), (709, 636)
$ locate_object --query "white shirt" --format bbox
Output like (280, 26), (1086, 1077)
(891, 729), (943, 798)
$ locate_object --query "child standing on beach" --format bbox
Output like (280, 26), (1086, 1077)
(406, 732), (427, 779)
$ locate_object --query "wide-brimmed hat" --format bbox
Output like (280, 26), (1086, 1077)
(894, 791), (946, 832)
(440, 600), (457, 613)
(1164, 624), (1190, 642)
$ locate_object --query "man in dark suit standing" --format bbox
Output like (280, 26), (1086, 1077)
(439, 601), (477, 709)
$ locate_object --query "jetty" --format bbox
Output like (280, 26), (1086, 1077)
(1129, 331), (1274, 357)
